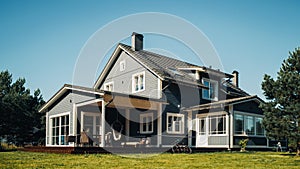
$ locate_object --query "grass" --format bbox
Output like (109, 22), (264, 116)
(0, 151), (299, 169)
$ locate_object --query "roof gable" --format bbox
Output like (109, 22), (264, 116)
(39, 84), (104, 112)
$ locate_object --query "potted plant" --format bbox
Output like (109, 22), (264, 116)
(239, 138), (249, 152)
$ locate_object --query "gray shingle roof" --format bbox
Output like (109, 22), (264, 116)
(221, 80), (250, 97)
(185, 95), (263, 111)
(119, 43), (205, 87)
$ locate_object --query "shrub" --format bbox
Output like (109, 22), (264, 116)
(239, 138), (249, 152)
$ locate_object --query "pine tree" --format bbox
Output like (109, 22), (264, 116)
(261, 47), (300, 155)
(0, 70), (45, 146)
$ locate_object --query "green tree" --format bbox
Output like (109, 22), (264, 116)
(261, 47), (300, 155)
(0, 70), (45, 146)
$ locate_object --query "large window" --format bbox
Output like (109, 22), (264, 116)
(140, 113), (153, 134)
(209, 115), (226, 135)
(132, 72), (145, 93)
(245, 116), (254, 135)
(167, 113), (184, 134)
(51, 114), (69, 145)
(234, 113), (264, 136)
(255, 117), (264, 136)
(202, 78), (218, 101)
(234, 114), (244, 134)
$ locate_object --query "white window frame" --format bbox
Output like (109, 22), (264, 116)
(49, 112), (70, 146)
(234, 113), (244, 134)
(81, 112), (102, 139)
(202, 78), (218, 101)
(104, 81), (114, 91)
(167, 113), (184, 134)
(132, 71), (145, 93)
(255, 117), (264, 136)
(198, 117), (206, 135)
(234, 111), (265, 137)
(120, 60), (126, 71)
(244, 115), (255, 135)
(208, 114), (227, 136)
(140, 113), (153, 134)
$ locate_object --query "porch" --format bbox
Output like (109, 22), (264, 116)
(68, 92), (165, 148)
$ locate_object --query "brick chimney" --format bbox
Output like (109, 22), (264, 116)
(131, 32), (144, 51)
(232, 70), (239, 87)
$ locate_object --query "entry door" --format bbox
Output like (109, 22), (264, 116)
(196, 116), (208, 147)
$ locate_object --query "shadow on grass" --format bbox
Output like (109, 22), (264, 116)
(0, 149), (18, 152)
(280, 153), (297, 157)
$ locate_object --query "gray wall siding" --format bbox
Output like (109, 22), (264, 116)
(48, 93), (73, 117)
(47, 91), (96, 135)
(101, 51), (160, 99)
(208, 136), (229, 145)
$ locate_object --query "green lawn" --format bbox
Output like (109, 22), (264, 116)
(0, 151), (299, 169)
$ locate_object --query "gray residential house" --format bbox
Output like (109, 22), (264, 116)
(39, 33), (268, 150)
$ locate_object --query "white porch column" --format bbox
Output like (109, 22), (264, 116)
(229, 105), (234, 149)
(71, 103), (77, 147)
(125, 109), (130, 141)
(45, 112), (49, 146)
(187, 110), (193, 147)
(101, 100), (106, 147)
(157, 103), (162, 147)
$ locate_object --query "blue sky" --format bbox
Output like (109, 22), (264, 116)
(1, 0), (300, 100)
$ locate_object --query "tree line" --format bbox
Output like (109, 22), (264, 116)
(0, 70), (45, 146)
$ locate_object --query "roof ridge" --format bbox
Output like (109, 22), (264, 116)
(119, 43), (198, 67)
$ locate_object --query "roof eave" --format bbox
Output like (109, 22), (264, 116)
(93, 44), (123, 89)
(39, 84), (104, 113)
(184, 95), (263, 111)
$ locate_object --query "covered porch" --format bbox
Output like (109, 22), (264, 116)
(70, 92), (165, 148)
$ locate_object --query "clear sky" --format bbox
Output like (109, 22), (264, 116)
(1, 0), (300, 101)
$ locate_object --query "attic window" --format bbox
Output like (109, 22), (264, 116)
(120, 60), (126, 71)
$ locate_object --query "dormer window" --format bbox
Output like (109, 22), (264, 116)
(202, 78), (218, 101)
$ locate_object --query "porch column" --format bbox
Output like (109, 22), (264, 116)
(72, 103), (77, 147)
(125, 109), (130, 141)
(45, 112), (49, 146)
(157, 103), (162, 147)
(187, 110), (193, 147)
(229, 105), (234, 149)
(101, 100), (106, 147)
